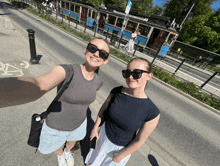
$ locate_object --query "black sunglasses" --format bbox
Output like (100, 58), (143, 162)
(87, 43), (109, 60)
(122, 69), (150, 79)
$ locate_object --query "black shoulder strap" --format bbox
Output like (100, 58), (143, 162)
(98, 86), (123, 127)
(107, 86), (123, 109)
(45, 66), (74, 114)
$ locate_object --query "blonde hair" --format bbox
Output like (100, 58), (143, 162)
(127, 57), (152, 88)
(128, 57), (151, 72)
(89, 38), (110, 74)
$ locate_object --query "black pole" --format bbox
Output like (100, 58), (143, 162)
(132, 40), (140, 56)
(106, 28), (109, 40)
(56, 6), (57, 20)
(151, 48), (161, 64)
(94, 26), (96, 37)
(69, 13), (70, 27)
(110, 32), (114, 43)
(84, 21), (86, 33)
(27, 29), (39, 64)
(61, 11), (63, 24)
(174, 59), (186, 75)
(200, 72), (218, 89)
(118, 33), (124, 49)
(76, 18), (78, 29)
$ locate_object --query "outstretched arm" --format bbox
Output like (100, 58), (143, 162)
(112, 114), (160, 163)
(0, 66), (66, 108)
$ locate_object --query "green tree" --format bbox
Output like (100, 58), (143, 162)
(163, 0), (220, 54)
(152, 5), (164, 15)
(109, 0), (153, 16)
(178, 10), (220, 53)
(163, 0), (217, 26)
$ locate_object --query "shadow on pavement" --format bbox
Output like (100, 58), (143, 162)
(148, 154), (159, 166)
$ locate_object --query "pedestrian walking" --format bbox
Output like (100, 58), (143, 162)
(125, 29), (139, 53)
(85, 57), (160, 166)
(0, 38), (110, 166)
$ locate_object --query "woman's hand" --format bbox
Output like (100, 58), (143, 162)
(112, 153), (124, 163)
(90, 128), (99, 141)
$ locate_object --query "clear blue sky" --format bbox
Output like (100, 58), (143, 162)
(153, 0), (220, 11)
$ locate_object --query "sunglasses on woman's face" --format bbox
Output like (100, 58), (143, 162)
(87, 43), (109, 60)
(122, 69), (150, 79)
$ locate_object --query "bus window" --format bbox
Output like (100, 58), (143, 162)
(167, 34), (175, 45)
(75, 5), (80, 13)
(126, 21), (137, 32)
(138, 24), (150, 36)
(92, 11), (96, 19)
(61, 1), (65, 8)
(66, 2), (69, 10)
(70, 4), (74, 12)
(88, 9), (91, 18)
(116, 17), (123, 27)
(108, 15), (116, 25)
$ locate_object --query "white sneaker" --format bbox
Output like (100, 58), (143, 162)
(57, 154), (67, 166)
(64, 149), (74, 166)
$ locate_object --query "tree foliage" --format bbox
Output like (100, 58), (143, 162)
(163, 0), (220, 53)
(163, 0), (217, 25)
(109, 0), (153, 16)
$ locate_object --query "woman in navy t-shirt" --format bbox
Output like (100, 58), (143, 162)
(85, 57), (160, 166)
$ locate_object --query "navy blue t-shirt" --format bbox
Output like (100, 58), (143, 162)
(105, 86), (160, 147)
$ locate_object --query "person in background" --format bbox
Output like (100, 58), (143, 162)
(125, 29), (139, 53)
(85, 57), (160, 166)
(0, 38), (110, 166)
(193, 56), (202, 65)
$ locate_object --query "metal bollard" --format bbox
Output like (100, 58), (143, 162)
(200, 72), (218, 89)
(94, 26), (96, 37)
(56, 7), (57, 20)
(151, 48), (161, 64)
(27, 29), (39, 64)
(75, 18), (78, 29)
(118, 33), (124, 49)
(173, 59), (186, 75)
(61, 11), (63, 24)
(69, 13), (70, 27)
(84, 21), (86, 33)
(105, 28), (109, 40)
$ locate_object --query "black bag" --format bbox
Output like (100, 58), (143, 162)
(27, 114), (45, 148)
(27, 65), (74, 150)
(99, 86), (123, 127)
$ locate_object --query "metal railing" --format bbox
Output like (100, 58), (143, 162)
(168, 40), (220, 70)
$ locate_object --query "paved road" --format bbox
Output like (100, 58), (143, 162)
(1, 1), (220, 166)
